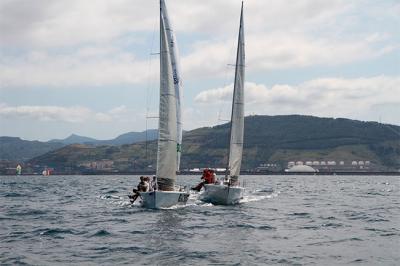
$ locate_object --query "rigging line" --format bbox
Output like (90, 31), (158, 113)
(145, 7), (159, 163)
(218, 73), (232, 125)
(218, 24), (239, 125)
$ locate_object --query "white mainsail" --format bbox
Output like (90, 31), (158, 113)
(157, 0), (182, 190)
(228, 2), (245, 181)
(160, 0), (183, 170)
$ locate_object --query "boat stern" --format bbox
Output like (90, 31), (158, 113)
(202, 184), (244, 205)
(140, 190), (189, 209)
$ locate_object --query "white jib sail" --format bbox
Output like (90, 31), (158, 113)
(228, 3), (245, 180)
(156, 0), (181, 190)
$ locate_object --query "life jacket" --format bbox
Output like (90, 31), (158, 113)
(137, 181), (149, 192)
(203, 170), (215, 184)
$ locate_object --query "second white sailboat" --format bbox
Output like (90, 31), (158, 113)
(201, 2), (246, 205)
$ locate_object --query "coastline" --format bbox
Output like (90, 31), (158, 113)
(3, 171), (399, 176)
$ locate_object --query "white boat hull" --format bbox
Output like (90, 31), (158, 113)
(201, 184), (244, 205)
(140, 190), (189, 209)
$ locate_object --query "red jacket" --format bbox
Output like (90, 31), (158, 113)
(202, 170), (215, 184)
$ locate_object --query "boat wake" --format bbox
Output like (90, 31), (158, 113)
(160, 192), (214, 209)
(240, 189), (280, 203)
(99, 194), (133, 207)
(99, 188), (278, 209)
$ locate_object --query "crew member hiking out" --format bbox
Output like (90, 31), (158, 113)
(191, 169), (215, 191)
(129, 176), (150, 203)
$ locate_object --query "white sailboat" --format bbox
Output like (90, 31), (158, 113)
(201, 2), (246, 205)
(139, 0), (189, 209)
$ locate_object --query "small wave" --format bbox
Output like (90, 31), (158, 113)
(380, 232), (398, 237)
(322, 222), (343, 228)
(160, 202), (198, 210)
(290, 212), (311, 217)
(367, 217), (390, 222)
(308, 237), (362, 246)
(90, 246), (149, 254)
(300, 225), (320, 230)
(319, 216), (336, 220)
(3, 192), (25, 197)
(11, 209), (48, 216)
(38, 228), (77, 236)
(366, 191), (386, 196)
(112, 198), (134, 207)
(227, 223), (275, 230)
(99, 194), (121, 200)
(258, 225), (276, 230)
(364, 227), (389, 233)
(130, 230), (147, 235)
(346, 211), (390, 223)
(240, 192), (278, 203)
(255, 187), (274, 193)
(1, 256), (29, 265)
(198, 202), (214, 207)
(0, 216), (15, 221)
(349, 258), (365, 263)
(90, 229), (111, 237)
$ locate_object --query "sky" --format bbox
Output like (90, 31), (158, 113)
(0, 0), (399, 141)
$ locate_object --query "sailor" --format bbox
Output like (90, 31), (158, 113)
(129, 187), (140, 204)
(138, 176), (149, 192)
(191, 168), (214, 191)
(150, 176), (158, 191)
(208, 169), (216, 184)
(129, 176), (148, 204)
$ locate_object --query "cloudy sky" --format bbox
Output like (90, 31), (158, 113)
(0, 0), (399, 141)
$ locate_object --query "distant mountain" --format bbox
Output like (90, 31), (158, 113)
(0, 137), (64, 161)
(0, 130), (158, 161)
(49, 130), (158, 146)
(98, 129), (158, 145)
(49, 134), (98, 145)
(28, 115), (400, 173)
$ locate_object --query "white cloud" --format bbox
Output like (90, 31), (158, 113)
(0, 103), (130, 123)
(183, 33), (396, 79)
(0, 0), (157, 48)
(0, 0), (399, 139)
(0, 48), (156, 87)
(0, 0), (350, 48)
(1, 32), (394, 88)
(194, 76), (400, 125)
(0, 0), (398, 87)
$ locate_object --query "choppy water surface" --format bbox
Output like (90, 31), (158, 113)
(1, 175), (399, 265)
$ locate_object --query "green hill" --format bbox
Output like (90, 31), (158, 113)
(182, 115), (400, 170)
(28, 115), (400, 173)
(0, 137), (64, 161)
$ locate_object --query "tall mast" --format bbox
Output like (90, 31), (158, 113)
(226, 2), (245, 182)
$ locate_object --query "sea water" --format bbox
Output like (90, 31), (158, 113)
(1, 175), (399, 265)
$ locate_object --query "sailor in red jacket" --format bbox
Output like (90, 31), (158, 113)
(191, 168), (215, 191)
